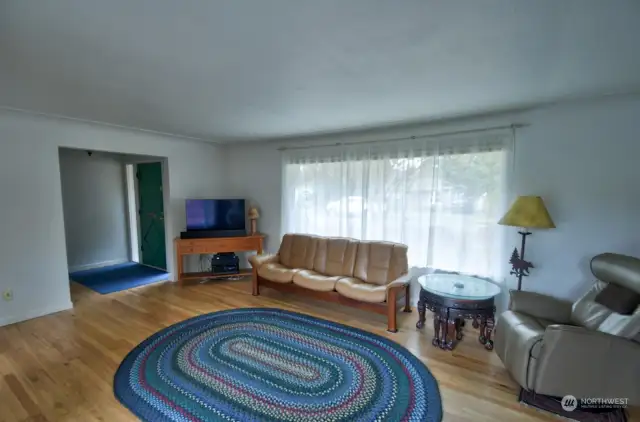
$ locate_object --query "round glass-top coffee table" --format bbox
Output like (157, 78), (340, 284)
(416, 273), (501, 350)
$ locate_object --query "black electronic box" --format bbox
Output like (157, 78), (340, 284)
(211, 253), (239, 275)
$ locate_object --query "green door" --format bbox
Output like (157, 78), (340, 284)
(137, 162), (167, 270)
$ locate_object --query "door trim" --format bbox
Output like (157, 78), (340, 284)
(125, 164), (140, 263)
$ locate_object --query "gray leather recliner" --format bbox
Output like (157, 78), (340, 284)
(494, 253), (640, 405)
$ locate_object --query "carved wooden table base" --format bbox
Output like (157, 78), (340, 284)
(416, 288), (495, 351)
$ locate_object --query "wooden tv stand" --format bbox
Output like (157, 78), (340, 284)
(174, 234), (264, 285)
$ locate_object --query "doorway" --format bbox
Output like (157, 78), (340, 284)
(60, 149), (171, 298)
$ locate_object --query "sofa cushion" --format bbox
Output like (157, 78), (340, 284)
(597, 310), (640, 339)
(258, 263), (300, 283)
(279, 234), (318, 270)
(354, 241), (408, 286)
(313, 237), (358, 277)
(595, 282), (640, 315)
(292, 270), (340, 292)
(571, 281), (614, 329)
(571, 280), (640, 340)
(335, 277), (386, 303)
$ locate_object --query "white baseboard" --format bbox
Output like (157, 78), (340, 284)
(69, 258), (129, 273)
(0, 301), (74, 328)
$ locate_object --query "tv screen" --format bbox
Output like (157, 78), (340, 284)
(185, 199), (245, 231)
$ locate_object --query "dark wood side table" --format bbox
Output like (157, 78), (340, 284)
(415, 273), (501, 351)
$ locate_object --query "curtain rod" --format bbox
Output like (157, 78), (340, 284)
(277, 123), (528, 151)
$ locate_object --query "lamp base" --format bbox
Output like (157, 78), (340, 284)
(509, 232), (534, 290)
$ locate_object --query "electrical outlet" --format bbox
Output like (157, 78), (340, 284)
(3, 289), (13, 301)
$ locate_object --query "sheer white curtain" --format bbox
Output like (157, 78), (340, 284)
(282, 130), (512, 279)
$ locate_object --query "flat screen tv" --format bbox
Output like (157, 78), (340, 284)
(185, 199), (245, 232)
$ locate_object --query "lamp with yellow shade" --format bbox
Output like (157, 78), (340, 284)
(498, 196), (555, 290)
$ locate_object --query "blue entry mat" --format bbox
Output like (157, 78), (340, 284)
(70, 262), (169, 294)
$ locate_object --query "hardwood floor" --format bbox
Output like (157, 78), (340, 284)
(0, 279), (636, 422)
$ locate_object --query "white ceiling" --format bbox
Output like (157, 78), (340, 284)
(2, 0), (640, 143)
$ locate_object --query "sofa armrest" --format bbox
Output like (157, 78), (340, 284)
(248, 254), (279, 269)
(509, 290), (573, 324)
(386, 273), (412, 291)
(534, 325), (640, 403)
(385, 274), (411, 302)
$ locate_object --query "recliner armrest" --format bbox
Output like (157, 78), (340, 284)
(542, 325), (639, 351)
(534, 325), (640, 404)
(248, 254), (279, 269)
(509, 290), (573, 324)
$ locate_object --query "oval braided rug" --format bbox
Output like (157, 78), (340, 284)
(114, 308), (442, 421)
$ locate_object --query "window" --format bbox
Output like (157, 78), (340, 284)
(282, 131), (511, 278)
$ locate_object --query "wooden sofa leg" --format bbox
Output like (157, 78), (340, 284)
(387, 288), (398, 333)
(252, 268), (260, 296)
(403, 284), (412, 312)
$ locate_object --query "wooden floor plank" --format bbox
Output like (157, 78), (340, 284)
(3, 374), (42, 420)
(0, 279), (635, 421)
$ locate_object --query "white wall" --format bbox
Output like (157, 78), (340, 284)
(225, 95), (640, 307)
(59, 149), (129, 271)
(0, 111), (227, 326)
(3, 95), (638, 326)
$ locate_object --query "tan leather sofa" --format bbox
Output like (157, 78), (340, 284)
(494, 253), (640, 405)
(249, 233), (411, 332)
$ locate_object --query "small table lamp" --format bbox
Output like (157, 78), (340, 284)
(248, 206), (260, 236)
(498, 196), (555, 290)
